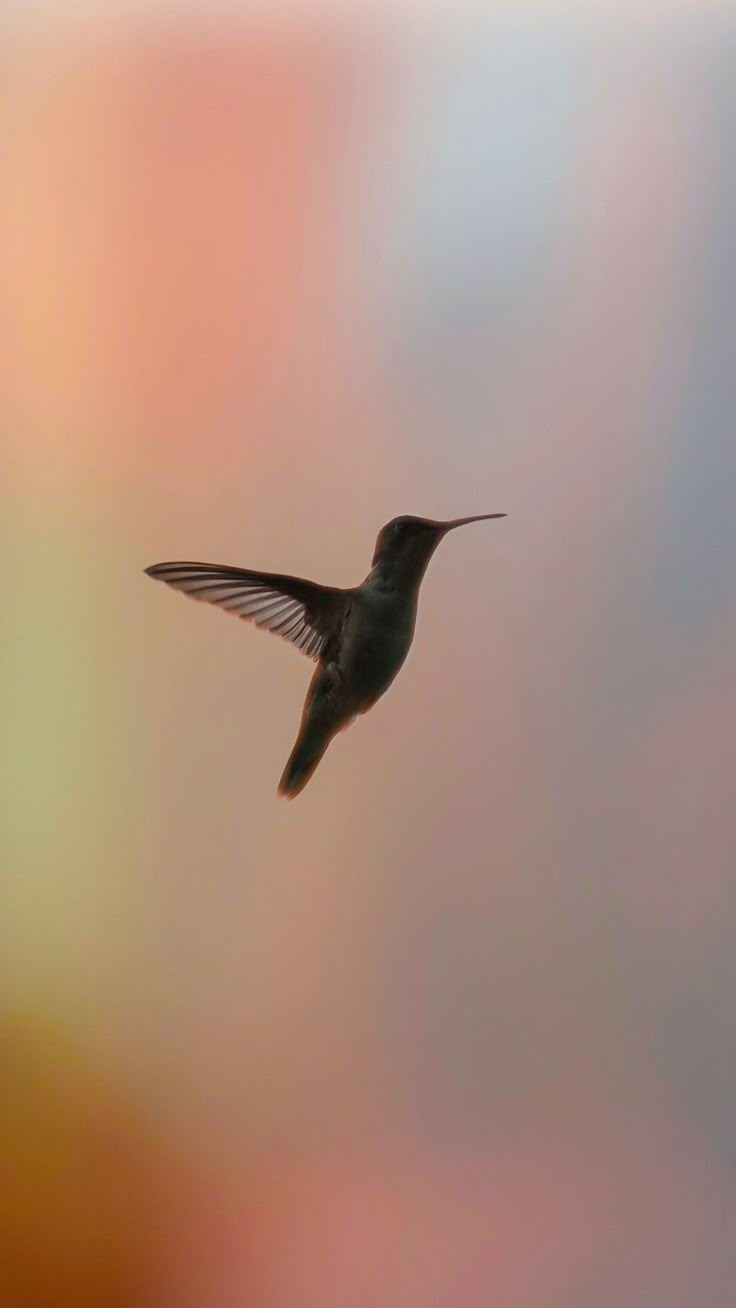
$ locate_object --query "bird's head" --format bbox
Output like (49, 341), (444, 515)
(371, 512), (506, 584)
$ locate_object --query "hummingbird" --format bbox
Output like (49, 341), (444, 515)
(145, 512), (506, 798)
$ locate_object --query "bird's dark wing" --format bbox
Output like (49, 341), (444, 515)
(144, 560), (347, 660)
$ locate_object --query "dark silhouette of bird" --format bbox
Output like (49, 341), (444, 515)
(145, 512), (506, 797)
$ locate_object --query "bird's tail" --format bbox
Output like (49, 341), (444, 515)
(278, 716), (335, 799)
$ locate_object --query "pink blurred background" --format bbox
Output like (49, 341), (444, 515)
(2, 6), (735, 1306)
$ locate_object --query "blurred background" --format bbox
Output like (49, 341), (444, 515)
(2, 4), (735, 1305)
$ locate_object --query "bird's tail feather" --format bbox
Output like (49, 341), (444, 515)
(278, 718), (333, 799)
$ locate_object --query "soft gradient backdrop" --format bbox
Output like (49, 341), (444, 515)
(2, 5), (735, 1306)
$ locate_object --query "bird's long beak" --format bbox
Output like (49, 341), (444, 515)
(440, 513), (507, 532)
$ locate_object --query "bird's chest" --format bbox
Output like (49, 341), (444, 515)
(340, 589), (416, 704)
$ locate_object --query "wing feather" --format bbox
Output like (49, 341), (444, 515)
(144, 560), (346, 660)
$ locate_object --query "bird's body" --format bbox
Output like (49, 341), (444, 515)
(338, 579), (418, 708)
(145, 512), (505, 797)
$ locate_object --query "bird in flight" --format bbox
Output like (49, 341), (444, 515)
(145, 512), (506, 797)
